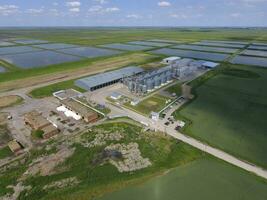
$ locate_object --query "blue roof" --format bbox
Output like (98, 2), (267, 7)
(75, 66), (144, 90)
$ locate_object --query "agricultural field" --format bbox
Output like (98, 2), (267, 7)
(150, 48), (230, 61)
(124, 94), (171, 116)
(173, 65), (267, 168)
(99, 158), (267, 200)
(231, 55), (267, 67)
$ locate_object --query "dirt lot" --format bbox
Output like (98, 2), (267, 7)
(0, 53), (156, 92)
(0, 95), (23, 109)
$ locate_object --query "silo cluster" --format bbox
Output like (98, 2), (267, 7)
(124, 65), (175, 96)
(124, 58), (202, 96)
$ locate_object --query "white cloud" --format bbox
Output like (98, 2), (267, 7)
(66, 1), (81, 7)
(105, 7), (120, 12)
(53, 2), (58, 6)
(170, 13), (188, 19)
(94, 0), (108, 4)
(241, 0), (267, 2)
(25, 8), (44, 14)
(88, 5), (103, 12)
(231, 13), (242, 17)
(66, 1), (80, 13)
(69, 7), (80, 12)
(126, 14), (142, 19)
(88, 6), (120, 14)
(158, 1), (171, 7)
(0, 5), (19, 16)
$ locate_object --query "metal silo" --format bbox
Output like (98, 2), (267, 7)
(154, 76), (161, 87)
(128, 81), (134, 91)
(146, 79), (154, 90)
(142, 85), (147, 93)
(166, 71), (172, 82)
(161, 73), (167, 84)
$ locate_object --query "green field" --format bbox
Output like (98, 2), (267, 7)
(164, 82), (182, 96)
(124, 94), (171, 116)
(99, 158), (267, 200)
(174, 65), (267, 168)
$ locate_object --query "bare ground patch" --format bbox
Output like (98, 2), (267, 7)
(22, 146), (75, 177)
(0, 96), (23, 109)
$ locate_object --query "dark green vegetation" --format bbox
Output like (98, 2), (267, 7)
(0, 124), (11, 146)
(174, 65), (267, 168)
(165, 82), (182, 96)
(31, 129), (44, 139)
(99, 158), (267, 200)
(124, 94), (170, 116)
(0, 146), (12, 159)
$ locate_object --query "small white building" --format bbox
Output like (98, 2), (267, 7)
(162, 57), (181, 65)
(110, 92), (122, 100)
(151, 112), (160, 121)
(131, 99), (140, 106)
(202, 61), (219, 69)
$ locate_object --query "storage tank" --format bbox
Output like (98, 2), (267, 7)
(127, 81), (134, 91)
(154, 76), (161, 87)
(141, 85), (147, 93)
(161, 73), (167, 84)
(146, 79), (154, 90)
(166, 71), (172, 81)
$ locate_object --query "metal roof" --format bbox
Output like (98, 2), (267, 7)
(75, 66), (144, 90)
(202, 61), (219, 68)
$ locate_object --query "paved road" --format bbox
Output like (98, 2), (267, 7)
(163, 125), (267, 180)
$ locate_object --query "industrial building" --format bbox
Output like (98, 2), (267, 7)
(123, 65), (174, 95)
(24, 111), (59, 139)
(60, 98), (98, 123)
(123, 58), (219, 96)
(162, 57), (181, 64)
(75, 66), (144, 91)
(8, 140), (22, 154)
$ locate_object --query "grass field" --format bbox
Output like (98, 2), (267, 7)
(164, 82), (182, 96)
(99, 158), (267, 200)
(124, 94), (171, 116)
(174, 64), (267, 168)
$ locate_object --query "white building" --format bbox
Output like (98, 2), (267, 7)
(162, 57), (181, 65)
(151, 112), (160, 121)
(110, 92), (122, 100)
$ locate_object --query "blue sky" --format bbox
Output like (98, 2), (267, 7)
(0, 0), (266, 27)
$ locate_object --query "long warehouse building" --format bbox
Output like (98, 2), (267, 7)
(75, 66), (144, 91)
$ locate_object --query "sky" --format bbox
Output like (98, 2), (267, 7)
(0, 0), (266, 27)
